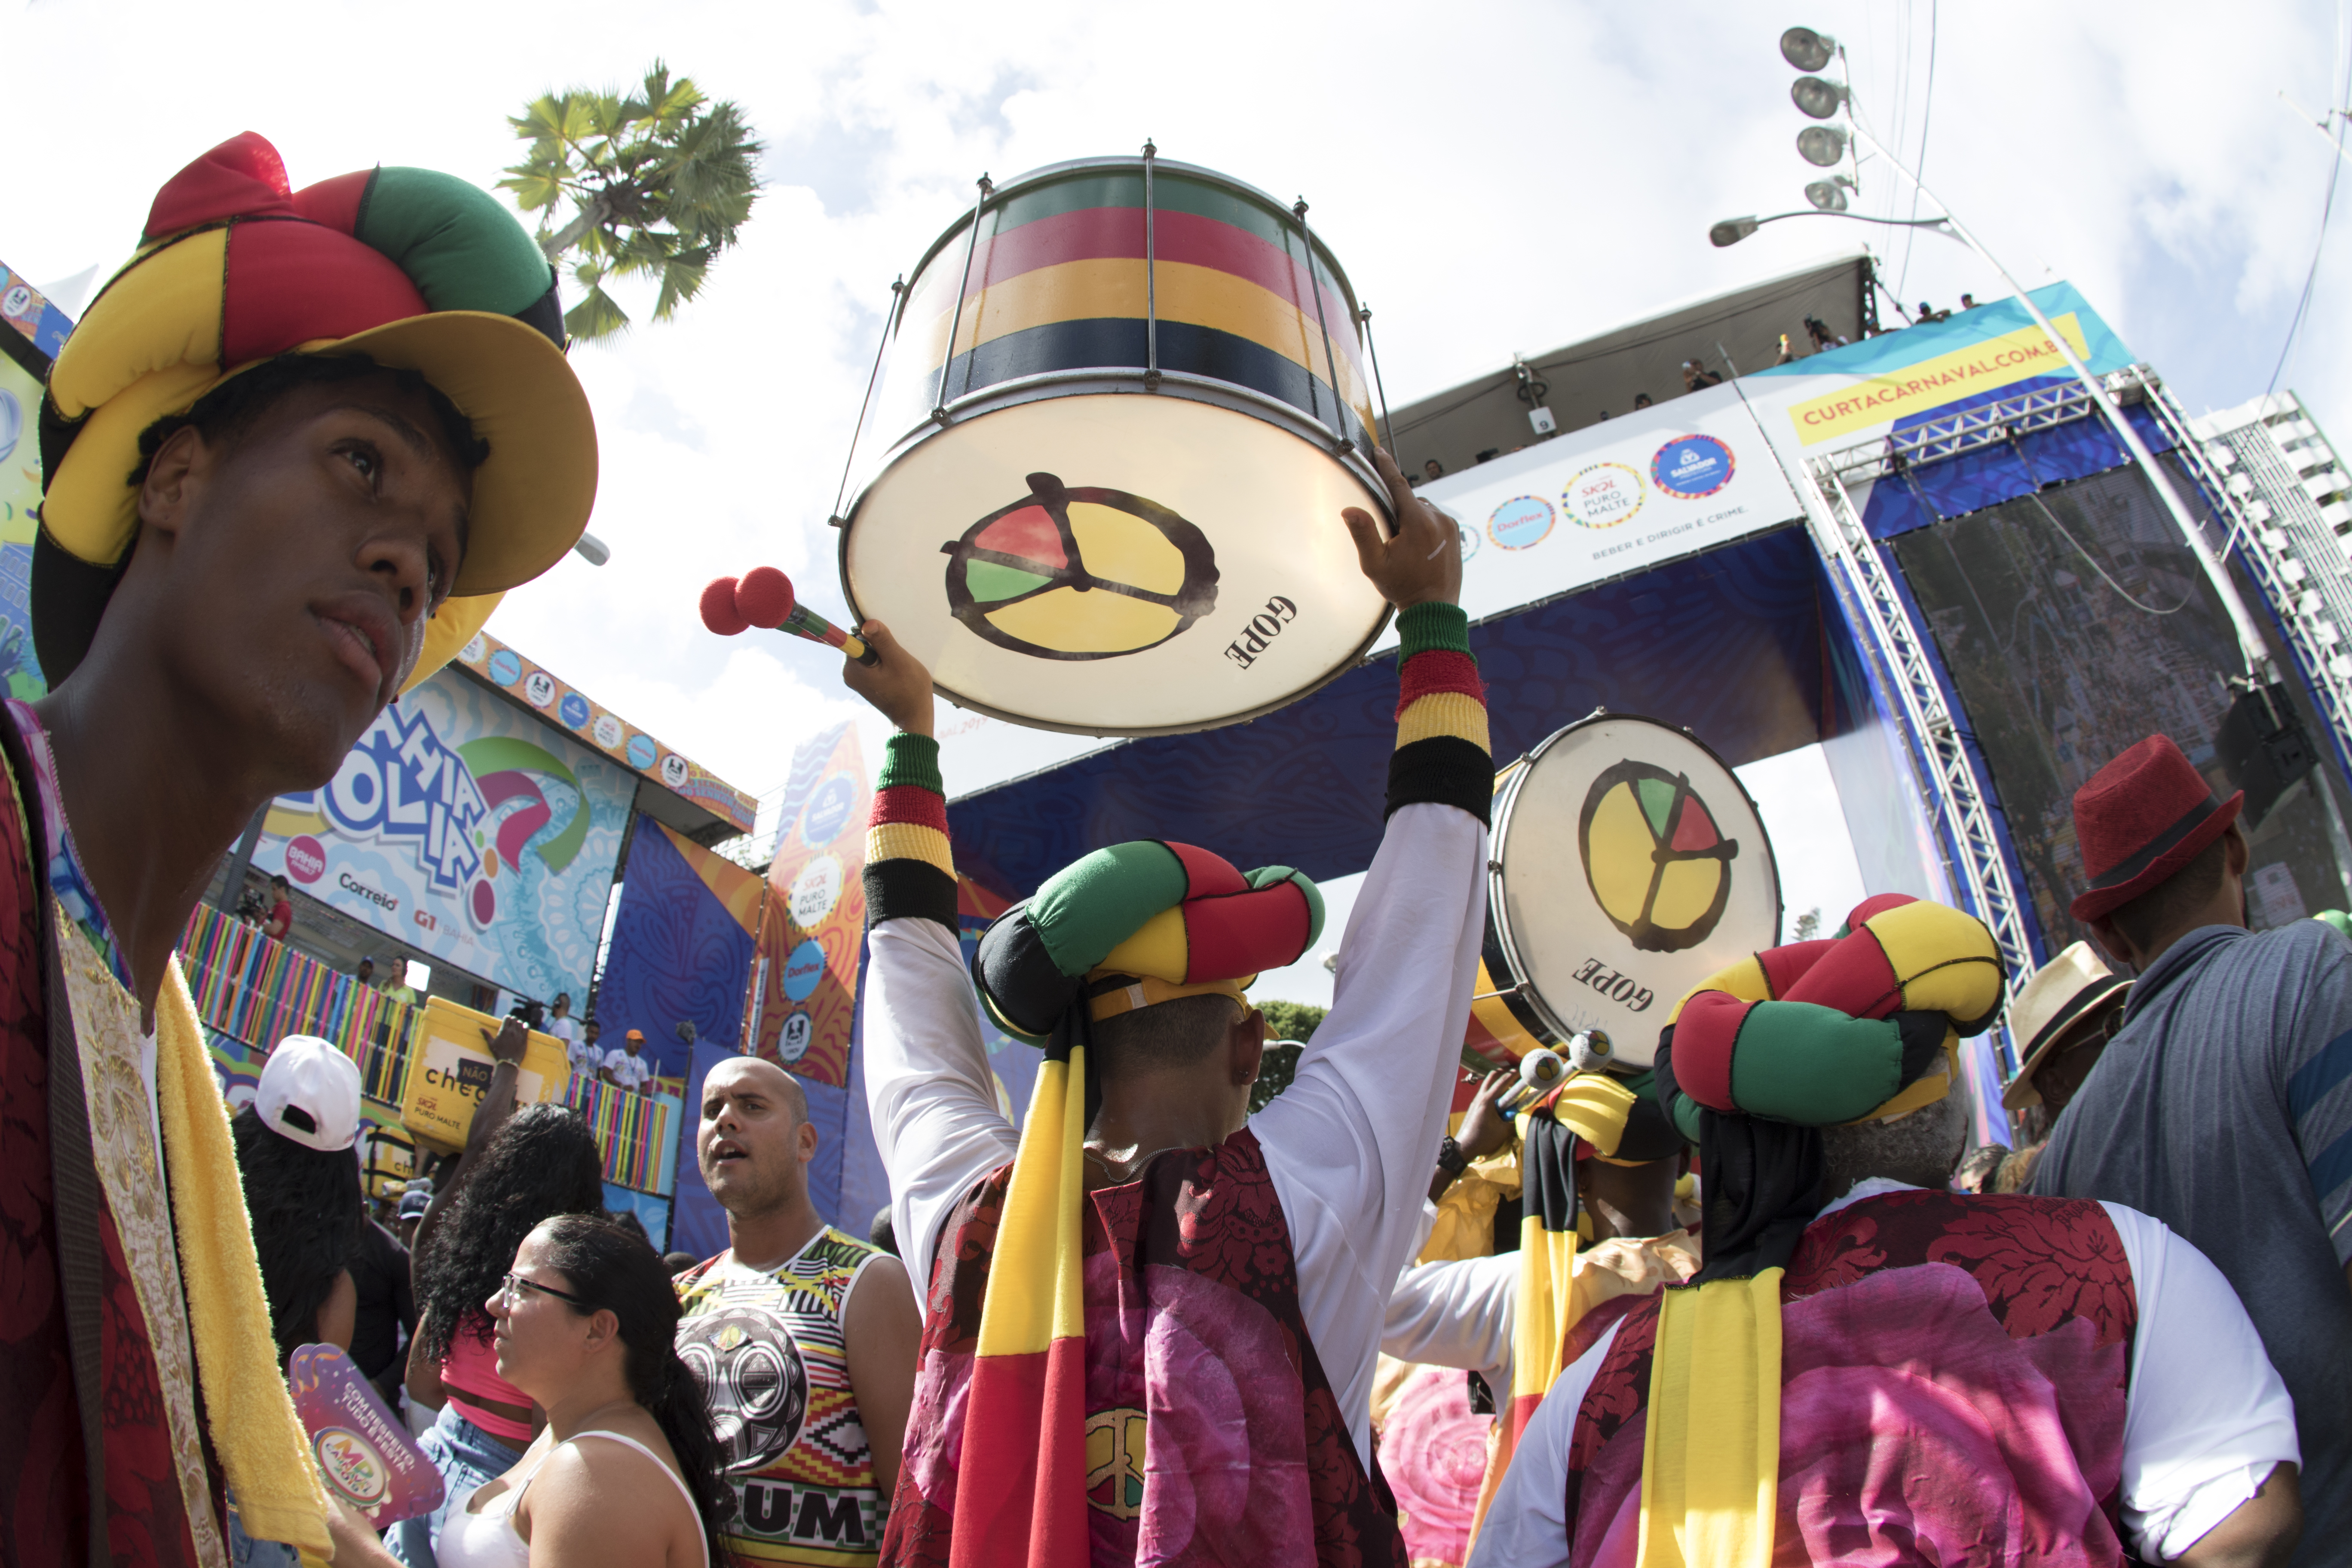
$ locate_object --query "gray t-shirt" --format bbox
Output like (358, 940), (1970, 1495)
(2034, 920), (2352, 1556)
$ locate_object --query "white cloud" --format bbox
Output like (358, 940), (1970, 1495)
(6, 0), (2343, 803)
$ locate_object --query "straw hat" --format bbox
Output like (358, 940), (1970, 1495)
(2002, 941), (2130, 1110)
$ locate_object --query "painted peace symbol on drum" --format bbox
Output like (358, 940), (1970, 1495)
(941, 471), (1220, 661)
(1579, 760), (1743, 953)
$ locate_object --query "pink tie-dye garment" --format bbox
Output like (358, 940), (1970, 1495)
(1562, 1191), (2138, 1566)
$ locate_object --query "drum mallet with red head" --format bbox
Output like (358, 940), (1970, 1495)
(700, 567), (879, 665)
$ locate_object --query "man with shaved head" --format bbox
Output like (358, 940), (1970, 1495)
(674, 1055), (922, 1565)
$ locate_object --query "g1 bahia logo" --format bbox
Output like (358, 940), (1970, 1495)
(285, 704), (595, 929)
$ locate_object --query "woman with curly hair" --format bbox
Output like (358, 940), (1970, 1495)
(329, 1214), (734, 1568)
(393, 1021), (606, 1567)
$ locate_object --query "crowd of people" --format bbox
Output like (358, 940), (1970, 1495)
(3, 129), (2341, 1568)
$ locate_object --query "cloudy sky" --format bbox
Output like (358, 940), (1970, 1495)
(10, 0), (2349, 936)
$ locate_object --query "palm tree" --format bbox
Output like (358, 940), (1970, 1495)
(500, 61), (763, 342)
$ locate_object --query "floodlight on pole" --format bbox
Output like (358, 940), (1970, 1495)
(1798, 125), (1848, 167)
(1780, 26), (1838, 71)
(1791, 75), (1848, 119)
(1833, 115), (2275, 682)
(1804, 178), (1850, 212)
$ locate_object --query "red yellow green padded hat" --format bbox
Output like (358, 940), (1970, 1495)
(35, 132), (596, 690)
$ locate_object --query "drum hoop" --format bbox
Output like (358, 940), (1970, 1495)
(1486, 710), (1784, 1038)
(842, 368), (1390, 522)
(836, 508), (1397, 742)
(899, 155), (1366, 316)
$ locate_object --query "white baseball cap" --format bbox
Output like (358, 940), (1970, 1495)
(257, 1035), (363, 1152)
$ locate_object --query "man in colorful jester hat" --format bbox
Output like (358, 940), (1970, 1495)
(1471, 894), (2305, 1568)
(6, 132), (594, 1564)
(1379, 1066), (1701, 1558)
(849, 445), (1489, 1568)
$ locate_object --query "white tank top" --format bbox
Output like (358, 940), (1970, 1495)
(437, 1429), (709, 1568)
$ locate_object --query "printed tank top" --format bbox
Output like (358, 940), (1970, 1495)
(676, 1228), (885, 1566)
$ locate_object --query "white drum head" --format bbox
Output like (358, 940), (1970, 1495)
(1491, 714), (1780, 1065)
(842, 393), (1390, 735)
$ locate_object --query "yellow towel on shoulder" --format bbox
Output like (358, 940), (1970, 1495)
(156, 961), (333, 1556)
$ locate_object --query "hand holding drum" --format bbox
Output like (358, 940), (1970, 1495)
(699, 567), (879, 665)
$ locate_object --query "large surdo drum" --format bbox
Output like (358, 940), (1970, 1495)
(1468, 713), (1782, 1069)
(838, 153), (1394, 736)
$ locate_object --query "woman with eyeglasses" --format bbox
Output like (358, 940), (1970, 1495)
(395, 1026), (609, 1567)
(331, 1214), (735, 1568)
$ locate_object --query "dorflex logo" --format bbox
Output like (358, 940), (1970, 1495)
(1650, 434), (1735, 499)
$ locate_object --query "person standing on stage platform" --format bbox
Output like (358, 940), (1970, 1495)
(2034, 733), (2352, 1562)
(569, 1014), (605, 1081)
(1475, 893), (2303, 1567)
(547, 990), (579, 1047)
(673, 1056), (921, 1564)
(855, 444), (1488, 1566)
(0, 127), (596, 1563)
(604, 1027), (656, 1093)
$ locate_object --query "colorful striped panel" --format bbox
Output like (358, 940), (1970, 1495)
(1389, 603), (1491, 823)
(562, 1072), (672, 1192)
(863, 735), (957, 931)
(177, 901), (421, 1106)
(910, 171), (1357, 337)
(914, 202), (1362, 371)
(899, 168), (1376, 447)
(912, 257), (1374, 422)
(924, 315), (1377, 453)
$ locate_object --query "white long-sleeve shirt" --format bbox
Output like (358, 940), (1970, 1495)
(861, 799), (1488, 1465)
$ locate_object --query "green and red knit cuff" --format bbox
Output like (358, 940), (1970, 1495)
(1389, 603), (1491, 823)
(865, 733), (958, 930)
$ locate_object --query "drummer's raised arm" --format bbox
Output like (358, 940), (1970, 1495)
(849, 622), (1019, 1297)
(1250, 447), (1492, 1445)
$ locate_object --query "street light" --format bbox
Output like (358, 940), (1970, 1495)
(1711, 210), (1951, 248)
(1791, 75), (1847, 119)
(1797, 125), (1848, 166)
(1804, 177), (1852, 211)
(1780, 26), (1837, 71)
(1761, 22), (2277, 685)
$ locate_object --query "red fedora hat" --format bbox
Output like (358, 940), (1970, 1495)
(2070, 735), (2243, 922)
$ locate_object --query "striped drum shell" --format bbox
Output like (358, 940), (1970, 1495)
(839, 155), (1395, 738)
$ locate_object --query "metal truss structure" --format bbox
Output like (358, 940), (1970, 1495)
(1792, 431), (2041, 1080)
(1793, 367), (2352, 1078)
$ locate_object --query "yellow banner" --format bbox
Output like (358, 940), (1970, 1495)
(1786, 314), (2093, 446)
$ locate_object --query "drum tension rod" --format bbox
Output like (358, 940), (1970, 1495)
(1470, 983), (1530, 1002)
(934, 173), (995, 426)
(1358, 303), (1400, 461)
(1142, 140), (1161, 392)
(1291, 198), (1354, 459)
(828, 275), (906, 529)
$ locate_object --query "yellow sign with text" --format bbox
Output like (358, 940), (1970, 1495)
(399, 997), (569, 1151)
(1786, 314), (2094, 446)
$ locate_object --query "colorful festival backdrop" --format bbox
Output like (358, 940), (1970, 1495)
(251, 664), (635, 1004)
(454, 629), (757, 834)
(0, 344), (49, 699)
(597, 817), (762, 1080)
(747, 723), (870, 1087)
